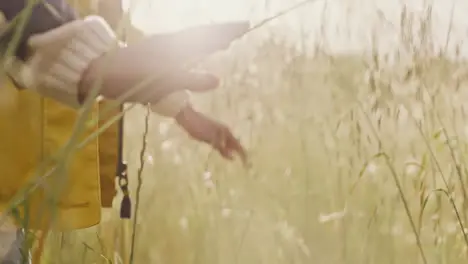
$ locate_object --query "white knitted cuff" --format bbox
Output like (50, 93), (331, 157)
(19, 16), (118, 108)
(150, 90), (191, 118)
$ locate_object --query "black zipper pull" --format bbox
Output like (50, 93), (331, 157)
(118, 162), (131, 219)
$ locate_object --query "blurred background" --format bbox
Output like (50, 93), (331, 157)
(56, 0), (468, 263)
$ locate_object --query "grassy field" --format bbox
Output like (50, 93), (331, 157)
(36, 0), (468, 263)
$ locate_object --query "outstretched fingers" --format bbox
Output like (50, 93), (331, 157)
(215, 127), (248, 165)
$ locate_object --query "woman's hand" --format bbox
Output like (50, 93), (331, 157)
(175, 105), (247, 164)
(81, 21), (250, 104)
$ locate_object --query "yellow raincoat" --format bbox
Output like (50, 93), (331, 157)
(0, 0), (125, 231)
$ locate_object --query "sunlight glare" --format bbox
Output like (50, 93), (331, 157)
(129, 0), (255, 33)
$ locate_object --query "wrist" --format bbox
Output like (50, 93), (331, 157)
(175, 104), (195, 124)
(150, 90), (191, 118)
(175, 104), (200, 138)
(24, 16), (118, 108)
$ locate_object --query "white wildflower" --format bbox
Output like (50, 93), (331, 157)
(203, 171), (212, 181)
(161, 140), (172, 151)
(221, 208), (232, 218)
(179, 217), (188, 230)
(146, 155), (154, 165)
(366, 162), (378, 174)
(319, 208), (347, 223)
(205, 180), (215, 189)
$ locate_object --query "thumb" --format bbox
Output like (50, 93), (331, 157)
(161, 71), (220, 93)
(183, 71), (220, 92)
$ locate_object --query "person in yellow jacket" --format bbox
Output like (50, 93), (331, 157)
(0, 0), (248, 262)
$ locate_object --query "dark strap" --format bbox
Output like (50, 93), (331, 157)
(0, 0), (77, 61)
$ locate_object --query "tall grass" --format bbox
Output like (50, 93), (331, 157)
(5, 0), (468, 263)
